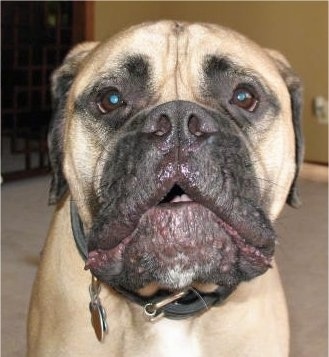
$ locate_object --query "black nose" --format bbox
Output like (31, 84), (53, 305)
(142, 101), (219, 142)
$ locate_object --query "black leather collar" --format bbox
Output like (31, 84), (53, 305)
(70, 200), (233, 320)
(70, 200), (88, 260)
(114, 285), (232, 320)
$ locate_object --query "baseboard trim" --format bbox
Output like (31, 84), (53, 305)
(300, 162), (328, 182)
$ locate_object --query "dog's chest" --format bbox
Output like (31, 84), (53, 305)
(147, 320), (202, 357)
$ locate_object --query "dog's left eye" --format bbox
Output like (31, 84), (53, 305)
(230, 87), (258, 112)
(97, 89), (125, 113)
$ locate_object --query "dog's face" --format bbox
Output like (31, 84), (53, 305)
(49, 21), (303, 294)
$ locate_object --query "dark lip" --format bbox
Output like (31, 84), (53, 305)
(152, 202), (274, 264)
(178, 183), (276, 255)
(88, 181), (276, 258)
(157, 201), (194, 208)
(85, 201), (273, 274)
(87, 181), (187, 251)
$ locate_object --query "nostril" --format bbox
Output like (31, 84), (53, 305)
(188, 113), (219, 137)
(153, 114), (171, 136)
(188, 115), (203, 137)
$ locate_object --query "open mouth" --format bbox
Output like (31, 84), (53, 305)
(159, 184), (193, 204)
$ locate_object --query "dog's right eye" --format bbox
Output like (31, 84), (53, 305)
(230, 87), (259, 112)
(97, 89), (125, 113)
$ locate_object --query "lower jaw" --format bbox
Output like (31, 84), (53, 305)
(86, 251), (272, 294)
(85, 204), (274, 291)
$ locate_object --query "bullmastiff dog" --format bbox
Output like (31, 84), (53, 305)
(27, 21), (303, 357)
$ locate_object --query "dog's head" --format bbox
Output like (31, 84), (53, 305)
(48, 21), (303, 295)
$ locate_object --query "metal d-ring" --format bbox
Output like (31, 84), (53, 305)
(143, 290), (188, 320)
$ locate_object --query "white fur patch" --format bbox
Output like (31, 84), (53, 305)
(165, 266), (195, 289)
(152, 320), (201, 357)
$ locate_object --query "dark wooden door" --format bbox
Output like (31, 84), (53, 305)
(1, 1), (91, 181)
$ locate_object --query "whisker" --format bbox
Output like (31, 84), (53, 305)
(189, 287), (209, 310)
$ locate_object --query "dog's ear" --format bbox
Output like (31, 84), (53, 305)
(48, 42), (99, 205)
(265, 49), (304, 208)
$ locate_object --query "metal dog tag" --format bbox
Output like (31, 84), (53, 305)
(89, 275), (108, 342)
(89, 301), (108, 342)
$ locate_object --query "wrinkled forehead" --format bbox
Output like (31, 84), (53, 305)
(73, 21), (282, 96)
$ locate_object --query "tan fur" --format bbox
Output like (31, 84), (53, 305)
(28, 197), (289, 357)
(28, 21), (297, 356)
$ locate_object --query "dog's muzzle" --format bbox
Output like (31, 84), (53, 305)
(74, 100), (276, 309)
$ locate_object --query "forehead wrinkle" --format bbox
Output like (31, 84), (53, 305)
(175, 26), (192, 100)
(80, 54), (151, 93)
(151, 27), (181, 102)
(204, 55), (266, 81)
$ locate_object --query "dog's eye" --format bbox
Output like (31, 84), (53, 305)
(230, 87), (258, 112)
(97, 89), (125, 113)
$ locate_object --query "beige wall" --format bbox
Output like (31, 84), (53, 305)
(94, 1), (328, 164)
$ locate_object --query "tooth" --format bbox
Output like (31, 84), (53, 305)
(170, 194), (192, 203)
